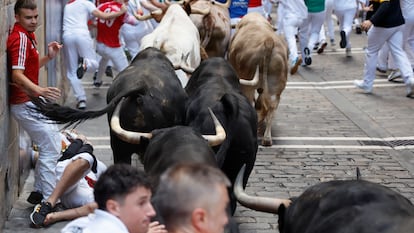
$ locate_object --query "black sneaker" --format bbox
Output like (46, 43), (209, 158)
(30, 201), (53, 227)
(93, 72), (103, 88)
(317, 41), (328, 54)
(356, 26), (362, 34)
(304, 47), (312, 66)
(77, 57), (86, 79)
(105, 66), (113, 78)
(340, 30), (347, 48)
(27, 191), (43, 205)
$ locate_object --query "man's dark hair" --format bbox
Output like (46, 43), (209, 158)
(14, 0), (37, 14)
(94, 164), (152, 210)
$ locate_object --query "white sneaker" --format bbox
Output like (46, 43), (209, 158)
(77, 100), (87, 110)
(387, 70), (401, 81)
(346, 48), (351, 57)
(353, 79), (372, 93)
(290, 57), (302, 75)
(406, 77), (414, 98)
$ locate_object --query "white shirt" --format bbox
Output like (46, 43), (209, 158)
(279, 0), (308, 20)
(333, 0), (357, 11)
(63, 0), (97, 36)
(61, 209), (129, 233)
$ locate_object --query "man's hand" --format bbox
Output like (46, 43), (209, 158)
(361, 20), (372, 32)
(40, 86), (61, 101)
(47, 41), (63, 59)
(147, 221), (167, 233)
(120, 3), (128, 14)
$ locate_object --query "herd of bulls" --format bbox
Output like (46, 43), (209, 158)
(32, 1), (414, 232)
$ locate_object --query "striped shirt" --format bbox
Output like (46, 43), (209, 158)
(7, 23), (40, 104)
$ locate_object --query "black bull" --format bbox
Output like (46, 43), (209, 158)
(235, 165), (414, 233)
(32, 47), (187, 163)
(185, 57), (258, 213)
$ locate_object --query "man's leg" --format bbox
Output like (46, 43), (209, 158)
(47, 158), (90, 207)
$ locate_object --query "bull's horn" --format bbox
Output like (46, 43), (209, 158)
(234, 164), (291, 214)
(202, 108), (226, 146)
(239, 65), (260, 86)
(212, 0), (231, 8)
(134, 9), (162, 20)
(191, 6), (211, 15)
(110, 98), (152, 144)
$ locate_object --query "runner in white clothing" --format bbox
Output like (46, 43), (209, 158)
(120, 0), (155, 60)
(279, 0), (308, 75)
(333, 0), (358, 56)
(62, 0), (126, 110)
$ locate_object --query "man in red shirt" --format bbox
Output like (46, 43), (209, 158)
(7, 0), (63, 204)
(94, 0), (137, 87)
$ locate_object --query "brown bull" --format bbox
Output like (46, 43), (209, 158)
(189, 0), (231, 58)
(228, 12), (289, 146)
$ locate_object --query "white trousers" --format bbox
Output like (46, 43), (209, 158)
(63, 32), (99, 102)
(283, 16), (306, 62)
(335, 8), (357, 49)
(363, 25), (414, 88)
(56, 153), (106, 208)
(299, 10), (326, 60)
(95, 42), (129, 82)
(11, 102), (61, 199)
(404, 14), (414, 68)
(377, 20), (414, 71)
(120, 21), (155, 59)
(324, 0), (335, 41)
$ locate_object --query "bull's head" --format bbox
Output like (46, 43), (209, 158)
(110, 98), (226, 146)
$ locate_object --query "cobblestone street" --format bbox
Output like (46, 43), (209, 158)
(4, 14), (414, 233)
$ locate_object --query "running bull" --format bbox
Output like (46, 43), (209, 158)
(188, 0), (231, 58)
(228, 12), (289, 146)
(184, 57), (258, 213)
(234, 165), (414, 233)
(139, 3), (206, 87)
(32, 47), (187, 164)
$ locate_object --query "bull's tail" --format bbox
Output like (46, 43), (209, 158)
(262, 38), (274, 92)
(30, 97), (111, 128)
(30, 89), (144, 128)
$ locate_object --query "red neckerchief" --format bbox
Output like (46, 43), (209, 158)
(85, 176), (96, 188)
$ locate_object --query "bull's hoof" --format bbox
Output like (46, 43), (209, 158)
(261, 138), (272, 147)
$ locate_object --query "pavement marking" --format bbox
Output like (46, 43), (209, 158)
(89, 136), (414, 150)
(81, 79), (406, 90)
(286, 79), (405, 90)
(316, 47), (366, 55)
